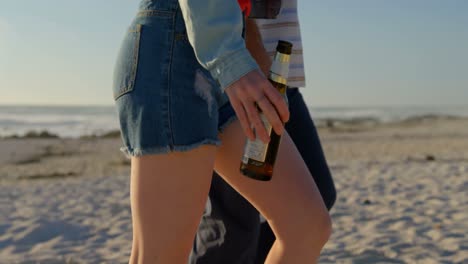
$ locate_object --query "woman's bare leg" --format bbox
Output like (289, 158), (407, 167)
(129, 146), (217, 264)
(214, 121), (332, 263)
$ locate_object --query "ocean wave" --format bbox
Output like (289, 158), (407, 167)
(1, 105), (467, 138)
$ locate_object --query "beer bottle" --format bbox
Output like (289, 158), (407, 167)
(240, 40), (292, 181)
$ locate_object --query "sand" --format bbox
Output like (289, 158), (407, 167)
(0, 118), (467, 263)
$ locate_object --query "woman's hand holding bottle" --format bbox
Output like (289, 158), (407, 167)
(224, 70), (289, 143)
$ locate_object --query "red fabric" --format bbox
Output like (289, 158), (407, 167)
(237, 0), (251, 17)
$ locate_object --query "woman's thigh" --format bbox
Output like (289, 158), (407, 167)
(130, 145), (217, 263)
(213, 120), (328, 239)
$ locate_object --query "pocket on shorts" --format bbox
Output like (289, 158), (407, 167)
(113, 24), (142, 100)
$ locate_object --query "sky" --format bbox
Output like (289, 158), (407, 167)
(0, 0), (467, 106)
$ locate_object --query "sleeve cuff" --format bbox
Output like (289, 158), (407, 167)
(209, 48), (260, 92)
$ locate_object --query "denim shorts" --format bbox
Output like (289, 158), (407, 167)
(113, 0), (237, 156)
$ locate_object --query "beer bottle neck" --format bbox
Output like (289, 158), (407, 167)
(269, 52), (290, 85)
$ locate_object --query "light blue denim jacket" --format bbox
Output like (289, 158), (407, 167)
(178, 0), (259, 91)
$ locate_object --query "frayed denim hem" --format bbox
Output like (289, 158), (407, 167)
(218, 115), (238, 134)
(120, 139), (221, 158)
(173, 139), (221, 152)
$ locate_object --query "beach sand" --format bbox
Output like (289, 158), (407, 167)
(0, 118), (467, 263)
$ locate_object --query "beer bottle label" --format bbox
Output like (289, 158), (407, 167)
(243, 113), (272, 163)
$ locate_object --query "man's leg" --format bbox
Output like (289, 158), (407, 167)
(255, 88), (337, 264)
(189, 173), (260, 264)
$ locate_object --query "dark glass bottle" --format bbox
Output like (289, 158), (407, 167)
(240, 40), (292, 181)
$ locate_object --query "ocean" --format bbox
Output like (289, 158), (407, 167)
(1, 105), (468, 138)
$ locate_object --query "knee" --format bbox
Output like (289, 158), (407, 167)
(276, 207), (332, 249)
(303, 209), (332, 247)
(318, 211), (332, 244)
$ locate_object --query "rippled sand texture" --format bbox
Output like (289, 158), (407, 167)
(319, 119), (468, 264)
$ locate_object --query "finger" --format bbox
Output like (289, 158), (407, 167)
(256, 96), (284, 135)
(243, 99), (270, 143)
(263, 84), (290, 123)
(230, 97), (255, 140)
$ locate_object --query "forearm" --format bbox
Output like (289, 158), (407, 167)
(245, 18), (272, 77)
(178, 0), (259, 91)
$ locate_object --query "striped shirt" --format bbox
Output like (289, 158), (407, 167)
(256, 0), (306, 88)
